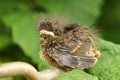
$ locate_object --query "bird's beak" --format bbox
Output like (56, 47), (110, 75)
(40, 30), (55, 37)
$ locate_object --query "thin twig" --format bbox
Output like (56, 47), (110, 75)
(38, 67), (63, 80)
(0, 62), (63, 80)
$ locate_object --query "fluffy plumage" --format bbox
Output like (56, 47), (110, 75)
(39, 17), (100, 71)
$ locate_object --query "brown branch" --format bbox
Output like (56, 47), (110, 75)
(0, 62), (63, 80)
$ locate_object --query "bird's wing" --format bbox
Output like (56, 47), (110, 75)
(51, 47), (97, 69)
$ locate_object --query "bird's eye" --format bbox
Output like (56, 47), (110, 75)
(44, 36), (47, 39)
(41, 36), (47, 39)
(54, 29), (58, 33)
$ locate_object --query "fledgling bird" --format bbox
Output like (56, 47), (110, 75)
(38, 17), (101, 71)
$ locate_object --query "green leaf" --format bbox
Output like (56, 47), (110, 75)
(88, 39), (120, 80)
(55, 69), (98, 80)
(97, 0), (120, 44)
(37, 0), (103, 24)
(2, 12), (49, 70)
(0, 35), (12, 50)
(0, 77), (13, 80)
(0, 0), (31, 16)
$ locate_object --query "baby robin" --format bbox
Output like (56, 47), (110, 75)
(38, 17), (100, 71)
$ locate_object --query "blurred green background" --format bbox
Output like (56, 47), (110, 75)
(0, 0), (120, 80)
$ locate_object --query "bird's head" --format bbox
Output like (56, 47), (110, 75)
(40, 29), (55, 42)
(39, 20), (64, 42)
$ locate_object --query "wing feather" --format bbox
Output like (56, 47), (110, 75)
(51, 47), (97, 69)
